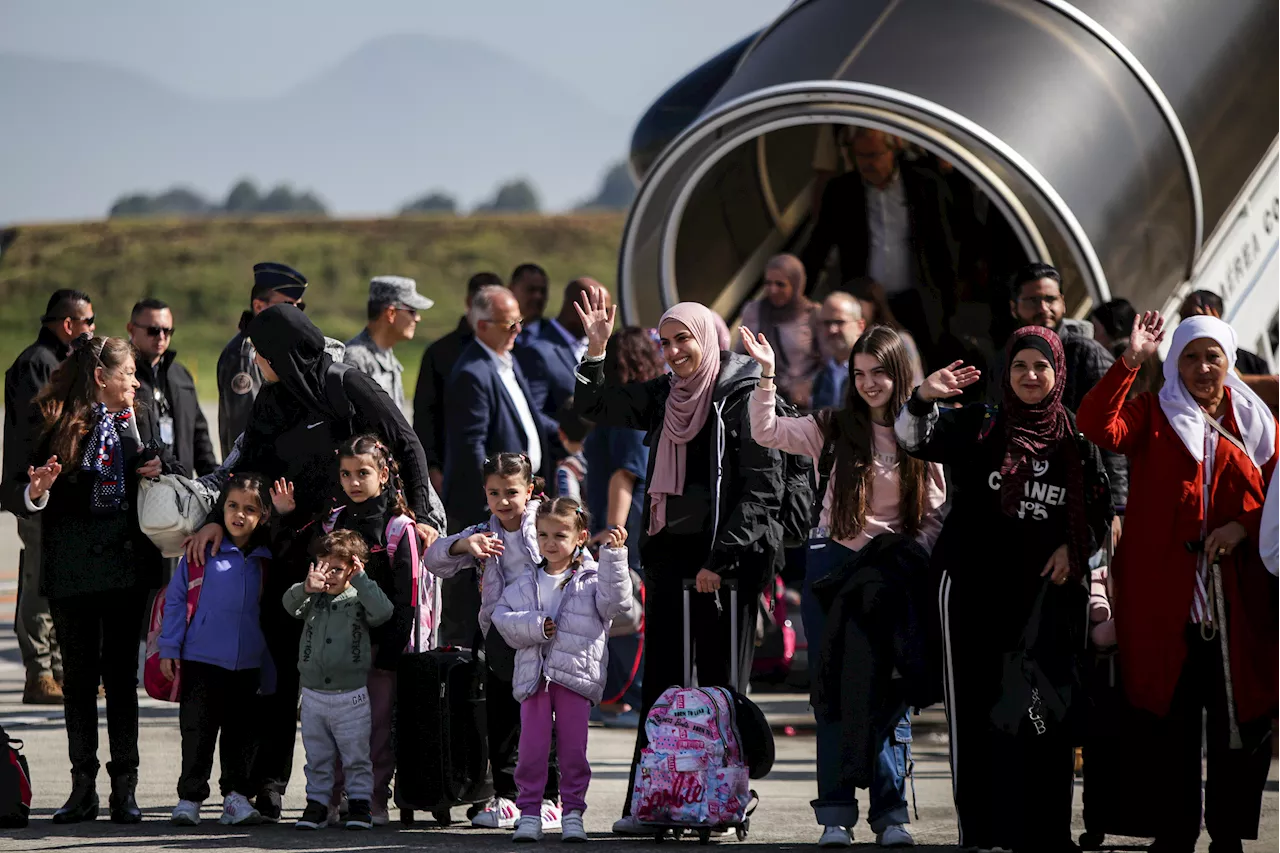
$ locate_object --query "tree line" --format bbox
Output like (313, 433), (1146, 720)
(110, 161), (637, 220)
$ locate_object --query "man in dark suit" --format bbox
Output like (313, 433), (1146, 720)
(801, 127), (957, 366)
(443, 285), (557, 531)
(413, 271), (502, 494)
(2, 289), (93, 704)
(510, 262), (550, 348)
(127, 299), (218, 478)
(516, 277), (607, 415)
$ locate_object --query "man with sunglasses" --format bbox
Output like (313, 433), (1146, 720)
(128, 298), (217, 477)
(2, 288), (94, 704)
(343, 276), (434, 414)
(216, 262), (309, 457)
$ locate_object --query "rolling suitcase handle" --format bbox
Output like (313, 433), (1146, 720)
(680, 578), (739, 690)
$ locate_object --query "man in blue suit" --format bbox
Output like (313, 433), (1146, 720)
(809, 291), (865, 410)
(443, 285), (557, 531)
(516, 278), (607, 416)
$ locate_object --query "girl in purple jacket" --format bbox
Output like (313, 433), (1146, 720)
(159, 473), (273, 828)
(493, 498), (633, 843)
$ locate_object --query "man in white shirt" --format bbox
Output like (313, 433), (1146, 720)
(800, 126), (957, 368)
(443, 285), (557, 530)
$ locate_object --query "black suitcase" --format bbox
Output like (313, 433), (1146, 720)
(395, 584), (494, 825)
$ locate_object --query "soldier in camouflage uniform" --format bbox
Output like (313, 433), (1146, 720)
(343, 275), (434, 414)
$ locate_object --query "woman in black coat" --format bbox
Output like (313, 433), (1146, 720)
(182, 303), (444, 821)
(14, 335), (183, 824)
(571, 288), (784, 834)
(895, 327), (1112, 852)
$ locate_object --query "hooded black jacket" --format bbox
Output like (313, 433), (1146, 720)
(235, 305), (445, 530)
(572, 351), (783, 581)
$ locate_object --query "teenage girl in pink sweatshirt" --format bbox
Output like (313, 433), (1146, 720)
(741, 324), (946, 850)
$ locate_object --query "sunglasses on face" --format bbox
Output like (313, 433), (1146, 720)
(483, 318), (523, 333)
(56, 315), (95, 326)
(142, 325), (174, 338)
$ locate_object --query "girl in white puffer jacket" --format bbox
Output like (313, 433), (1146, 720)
(493, 497), (633, 843)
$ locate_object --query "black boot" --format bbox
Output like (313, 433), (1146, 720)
(52, 772), (99, 824)
(108, 772), (141, 824)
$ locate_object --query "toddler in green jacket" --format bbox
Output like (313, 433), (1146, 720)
(282, 529), (392, 831)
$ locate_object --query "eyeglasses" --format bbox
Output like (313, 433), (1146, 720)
(482, 317), (523, 333)
(143, 325), (174, 338)
(395, 305), (419, 318)
(54, 315), (95, 326)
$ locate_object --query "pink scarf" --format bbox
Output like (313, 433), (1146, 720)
(649, 303), (723, 535)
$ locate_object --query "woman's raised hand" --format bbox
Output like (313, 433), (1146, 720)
(183, 522), (223, 567)
(1123, 311), (1166, 367)
(918, 360), (982, 402)
(270, 479), (296, 515)
(574, 285), (616, 359)
(738, 327), (776, 379)
(27, 457), (62, 501)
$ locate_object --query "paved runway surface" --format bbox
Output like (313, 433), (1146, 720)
(0, 409), (1274, 850)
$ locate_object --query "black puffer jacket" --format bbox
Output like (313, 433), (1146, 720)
(573, 351), (784, 581)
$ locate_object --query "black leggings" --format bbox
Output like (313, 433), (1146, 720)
(49, 588), (149, 778)
(620, 577), (758, 817)
(178, 662), (261, 801)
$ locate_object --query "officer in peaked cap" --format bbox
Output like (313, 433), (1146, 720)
(215, 262), (310, 458)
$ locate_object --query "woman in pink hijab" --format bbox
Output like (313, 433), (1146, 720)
(571, 286), (784, 835)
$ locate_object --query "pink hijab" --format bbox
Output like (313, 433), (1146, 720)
(649, 302), (723, 535)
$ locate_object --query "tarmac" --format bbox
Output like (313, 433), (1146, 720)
(0, 407), (1274, 850)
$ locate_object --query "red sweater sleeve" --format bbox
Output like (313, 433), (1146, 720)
(1077, 358), (1150, 456)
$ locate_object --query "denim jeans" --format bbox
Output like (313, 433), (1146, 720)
(802, 538), (911, 832)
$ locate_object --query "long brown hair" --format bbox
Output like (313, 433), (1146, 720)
(35, 335), (134, 463)
(819, 326), (928, 540)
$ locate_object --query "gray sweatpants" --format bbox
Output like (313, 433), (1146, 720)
(300, 686), (373, 803)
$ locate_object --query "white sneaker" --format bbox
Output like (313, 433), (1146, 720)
(561, 810), (588, 843)
(612, 815), (647, 836)
(471, 796), (520, 829)
(219, 792), (262, 826)
(171, 799), (202, 826)
(541, 800), (563, 831)
(819, 826), (853, 848)
(514, 814), (545, 842)
(876, 824), (915, 848)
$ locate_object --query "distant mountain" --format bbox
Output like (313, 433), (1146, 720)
(0, 34), (630, 224)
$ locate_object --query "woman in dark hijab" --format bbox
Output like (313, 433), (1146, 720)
(182, 304), (444, 822)
(895, 326), (1113, 853)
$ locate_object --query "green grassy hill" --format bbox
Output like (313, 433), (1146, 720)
(0, 214), (625, 400)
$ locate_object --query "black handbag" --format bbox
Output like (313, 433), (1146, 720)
(990, 580), (1084, 739)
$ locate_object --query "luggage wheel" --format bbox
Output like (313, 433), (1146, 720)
(1078, 830), (1104, 850)
(400, 809), (415, 826)
(433, 808), (454, 826)
(735, 819), (750, 842)
(698, 828), (712, 845)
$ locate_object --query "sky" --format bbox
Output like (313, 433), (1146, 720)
(3, 0), (786, 118)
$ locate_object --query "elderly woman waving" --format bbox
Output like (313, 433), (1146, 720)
(1078, 312), (1277, 853)
(896, 326), (1113, 853)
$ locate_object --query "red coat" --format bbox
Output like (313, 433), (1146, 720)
(1077, 359), (1278, 722)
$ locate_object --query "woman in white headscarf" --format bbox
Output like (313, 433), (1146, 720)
(1078, 311), (1278, 853)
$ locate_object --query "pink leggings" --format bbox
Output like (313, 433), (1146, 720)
(330, 666), (395, 810)
(515, 682), (591, 815)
